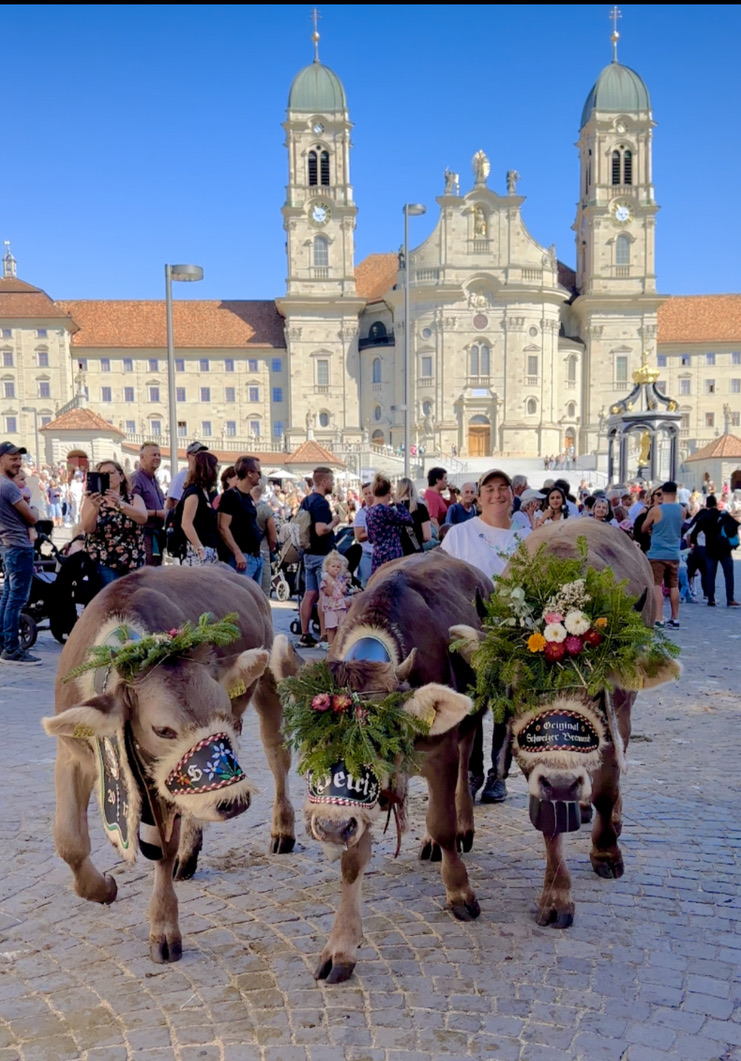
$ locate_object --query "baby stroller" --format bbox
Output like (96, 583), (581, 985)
(271, 556), (291, 601)
(18, 524), (94, 648)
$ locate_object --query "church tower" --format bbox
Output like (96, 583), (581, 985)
(277, 22), (364, 448)
(572, 14), (664, 458)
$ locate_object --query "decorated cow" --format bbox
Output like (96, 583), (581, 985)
(42, 565), (295, 963)
(272, 550), (493, 983)
(454, 519), (680, 928)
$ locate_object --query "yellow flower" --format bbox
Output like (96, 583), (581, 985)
(595, 617), (608, 629)
(527, 633), (546, 653)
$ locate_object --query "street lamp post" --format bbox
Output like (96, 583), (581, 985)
(165, 263), (204, 480)
(402, 204), (426, 478)
(21, 407), (40, 468)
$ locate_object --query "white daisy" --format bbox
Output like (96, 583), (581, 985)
(544, 623), (567, 643)
(564, 610), (590, 635)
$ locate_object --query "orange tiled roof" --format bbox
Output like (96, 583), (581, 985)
(284, 439), (346, 468)
(658, 295), (741, 345)
(0, 276), (78, 325)
(55, 299), (285, 350)
(356, 253), (398, 303)
(685, 433), (741, 463)
(40, 407), (126, 436)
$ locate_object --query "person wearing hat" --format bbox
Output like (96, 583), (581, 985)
(165, 441), (209, 512)
(442, 468), (530, 803)
(0, 442), (41, 665)
(512, 487), (546, 531)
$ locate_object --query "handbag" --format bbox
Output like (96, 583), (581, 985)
(400, 523), (422, 556)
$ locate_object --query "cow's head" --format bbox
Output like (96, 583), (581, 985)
(452, 622), (680, 834)
(272, 633), (473, 854)
(44, 615), (269, 822)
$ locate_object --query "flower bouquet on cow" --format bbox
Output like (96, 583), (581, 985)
(454, 520), (681, 930)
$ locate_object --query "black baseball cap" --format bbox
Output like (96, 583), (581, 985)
(0, 442), (27, 457)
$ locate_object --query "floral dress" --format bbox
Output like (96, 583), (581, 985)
(85, 491), (146, 575)
(319, 572), (349, 630)
(366, 502), (414, 574)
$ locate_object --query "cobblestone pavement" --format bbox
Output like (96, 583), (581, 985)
(1, 570), (740, 1061)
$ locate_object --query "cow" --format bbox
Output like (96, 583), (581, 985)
(271, 550), (493, 983)
(454, 519), (680, 929)
(42, 564), (295, 964)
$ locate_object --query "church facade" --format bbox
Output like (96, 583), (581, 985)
(1, 38), (740, 471)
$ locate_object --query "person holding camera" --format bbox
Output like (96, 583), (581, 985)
(80, 460), (147, 587)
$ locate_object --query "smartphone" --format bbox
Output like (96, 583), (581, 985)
(86, 471), (110, 495)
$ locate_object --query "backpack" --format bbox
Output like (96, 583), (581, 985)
(720, 513), (740, 549)
(294, 501), (313, 554)
(164, 498), (187, 559)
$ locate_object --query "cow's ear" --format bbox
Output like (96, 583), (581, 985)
(449, 624), (484, 664)
(613, 656), (682, 691)
(403, 683), (474, 737)
(220, 649), (269, 701)
(42, 693), (124, 739)
(270, 634), (300, 681)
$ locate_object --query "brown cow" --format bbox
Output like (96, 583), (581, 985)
(43, 564), (295, 963)
(454, 519), (680, 928)
(272, 550), (493, 983)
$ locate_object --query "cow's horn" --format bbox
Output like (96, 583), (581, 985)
(395, 648), (417, 683)
(633, 588), (648, 613)
(475, 588), (488, 621)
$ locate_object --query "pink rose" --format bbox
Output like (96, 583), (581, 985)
(544, 612), (564, 625)
(311, 693), (332, 712)
(565, 636), (583, 656)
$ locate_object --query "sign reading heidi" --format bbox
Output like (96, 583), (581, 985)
(518, 709), (600, 755)
(308, 761), (380, 808)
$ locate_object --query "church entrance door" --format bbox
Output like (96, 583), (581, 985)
(468, 425), (490, 456)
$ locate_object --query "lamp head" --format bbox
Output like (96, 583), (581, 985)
(168, 264), (204, 283)
(403, 204), (426, 217)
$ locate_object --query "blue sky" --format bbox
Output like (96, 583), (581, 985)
(3, 4), (739, 301)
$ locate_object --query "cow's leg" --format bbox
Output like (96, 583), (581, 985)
(149, 815), (182, 963)
(252, 674), (295, 853)
(455, 724), (476, 853)
(314, 828), (371, 984)
(173, 816), (203, 881)
(590, 689), (633, 879)
(536, 833), (574, 928)
(421, 741), (480, 922)
(53, 744), (117, 905)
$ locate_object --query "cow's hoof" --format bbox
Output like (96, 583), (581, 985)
(419, 839), (442, 862)
(173, 851), (200, 881)
(591, 853), (624, 879)
(149, 937), (183, 963)
(457, 830), (475, 854)
(270, 835), (296, 855)
(314, 955), (355, 983)
(449, 897), (481, 922)
(580, 802), (593, 824)
(535, 906), (574, 929)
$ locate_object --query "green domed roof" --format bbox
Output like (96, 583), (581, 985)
(288, 60), (347, 113)
(581, 61), (650, 128)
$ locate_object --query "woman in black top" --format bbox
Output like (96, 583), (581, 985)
(396, 477), (431, 552)
(180, 451), (220, 565)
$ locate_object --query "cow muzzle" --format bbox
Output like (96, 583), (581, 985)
(526, 763), (592, 836)
(309, 812), (363, 848)
(156, 729), (254, 823)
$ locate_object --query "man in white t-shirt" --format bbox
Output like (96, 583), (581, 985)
(353, 481), (375, 588)
(442, 468), (530, 804)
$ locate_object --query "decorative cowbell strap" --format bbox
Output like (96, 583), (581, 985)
(154, 724), (254, 822)
(512, 702), (607, 772)
(308, 760), (380, 809)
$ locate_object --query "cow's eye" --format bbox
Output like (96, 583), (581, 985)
(153, 726), (178, 740)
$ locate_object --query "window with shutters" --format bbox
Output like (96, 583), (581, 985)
(314, 236), (329, 267)
(317, 359), (329, 386)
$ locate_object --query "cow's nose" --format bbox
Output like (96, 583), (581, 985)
(539, 776), (582, 803)
(216, 794), (251, 820)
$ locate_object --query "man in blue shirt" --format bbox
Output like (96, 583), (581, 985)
(643, 480), (683, 629)
(445, 481), (478, 525)
(0, 442), (41, 665)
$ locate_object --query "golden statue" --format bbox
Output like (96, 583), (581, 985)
(637, 430), (651, 466)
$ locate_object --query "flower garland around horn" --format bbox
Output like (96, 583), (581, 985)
(463, 538), (680, 722)
(279, 660), (430, 784)
(63, 612), (240, 684)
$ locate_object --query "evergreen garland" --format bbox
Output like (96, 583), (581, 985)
(465, 539), (680, 722)
(63, 612), (240, 684)
(279, 660), (429, 783)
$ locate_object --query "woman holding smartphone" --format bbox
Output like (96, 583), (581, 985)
(80, 460), (147, 586)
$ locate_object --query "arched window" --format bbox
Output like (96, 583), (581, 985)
(319, 411), (330, 428)
(623, 150), (632, 185)
(369, 321), (387, 341)
(612, 146), (634, 186)
(616, 234), (630, 266)
(308, 150), (318, 186)
(313, 236), (329, 267)
(320, 150), (330, 186)
(470, 345), (479, 376)
(526, 398), (537, 416)
(480, 344), (490, 375)
(567, 355), (577, 382)
(567, 402), (576, 419)
(373, 405), (382, 422)
(422, 400), (433, 417)
(611, 150), (621, 185)
(372, 357), (381, 384)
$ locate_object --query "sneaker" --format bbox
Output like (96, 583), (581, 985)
(654, 620), (666, 629)
(480, 773), (508, 804)
(298, 633), (318, 648)
(468, 772), (484, 801)
(1, 648), (42, 666)
(666, 619), (680, 629)
(728, 601), (741, 608)
(707, 601), (716, 607)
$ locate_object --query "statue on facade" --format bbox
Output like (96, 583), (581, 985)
(723, 403), (732, 433)
(506, 169), (520, 195)
(397, 244), (406, 270)
(472, 150), (490, 187)
(423, 410), (435, 436)
(443, 168), (460, 195)
(474, 206), (487, 237)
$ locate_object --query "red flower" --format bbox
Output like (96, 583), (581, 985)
(332, 694), (352, 714)
(565, 636), (583, 656)
(544, 640), (567, 662)
(583, 628), (604, 648)
(168, 628), (180, 638)
(311, 693), (332, 712)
